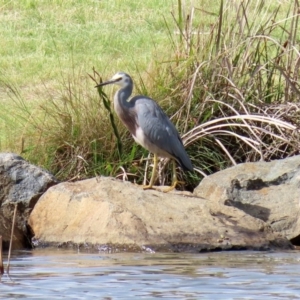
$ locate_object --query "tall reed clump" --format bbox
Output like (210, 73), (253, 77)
(149, 0), (300, 184)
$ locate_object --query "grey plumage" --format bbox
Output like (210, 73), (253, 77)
(133, 96), (193, 171)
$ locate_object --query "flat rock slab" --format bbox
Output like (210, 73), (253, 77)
(28, 177), (291, 252)
(194, 155), (300, 244)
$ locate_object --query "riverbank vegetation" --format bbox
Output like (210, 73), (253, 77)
(0, 0), (299, 189)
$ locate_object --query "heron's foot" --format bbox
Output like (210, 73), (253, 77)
(141, 180), (185, 192)
(133, 183), (154, 190)
(142, 184), (167, 192)
(142, 184), (154, 190)
(162, 180), (185, 193)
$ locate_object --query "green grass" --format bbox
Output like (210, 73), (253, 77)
(0, 0), (173, 88)
(2, 0), (288, 89)
(0, 0), (299, 190)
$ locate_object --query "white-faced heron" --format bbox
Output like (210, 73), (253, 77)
(96, 72), (193, 191)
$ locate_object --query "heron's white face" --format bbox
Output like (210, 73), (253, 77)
(110, 72), (131, 87)
(96, 71), (132, 89)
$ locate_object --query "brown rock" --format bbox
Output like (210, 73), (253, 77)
(28, 176), (291, 252)
(194, 155), (300, 244)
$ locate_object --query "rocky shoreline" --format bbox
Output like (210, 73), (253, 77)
(1, 153), (299, 252)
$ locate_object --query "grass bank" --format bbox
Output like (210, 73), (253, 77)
(0, 0), (299, 189)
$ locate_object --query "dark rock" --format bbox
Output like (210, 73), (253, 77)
(0, 153), (58, 249)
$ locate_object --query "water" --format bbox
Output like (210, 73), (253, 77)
(1, 249), (300, 299)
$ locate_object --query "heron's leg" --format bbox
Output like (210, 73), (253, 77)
(171, 160), (178, 186)
(162, 160), (178, 192)
(143, 153), (158, 190)
(163, 161), (185, 193)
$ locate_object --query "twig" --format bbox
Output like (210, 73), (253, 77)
(88, 68), (123, 159)
(143, 153), (151, 185)
(6, 203), (18, 275)
(0, 236), (3, 277)
(214, 137), (237, 165)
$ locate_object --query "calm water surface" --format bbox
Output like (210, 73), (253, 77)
(1, 249), (300, 299)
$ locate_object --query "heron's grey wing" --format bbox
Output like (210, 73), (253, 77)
(133, 97), (193, 171)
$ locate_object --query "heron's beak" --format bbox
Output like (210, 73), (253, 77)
(95, 80), (113, 88)
(95, 78), (121, 88)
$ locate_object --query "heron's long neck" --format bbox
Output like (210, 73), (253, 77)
(114, 85), (133, 115)
(114, 84), (136, 134)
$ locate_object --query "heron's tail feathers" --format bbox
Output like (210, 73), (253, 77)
(175, 152), (193, 172)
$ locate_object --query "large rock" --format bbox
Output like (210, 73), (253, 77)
(194, 155), (300, 244)
(0, 153), (58, 249)
(28, 176), (291, 252)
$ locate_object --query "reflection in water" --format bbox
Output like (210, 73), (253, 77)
(1, 249), (300, 299)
